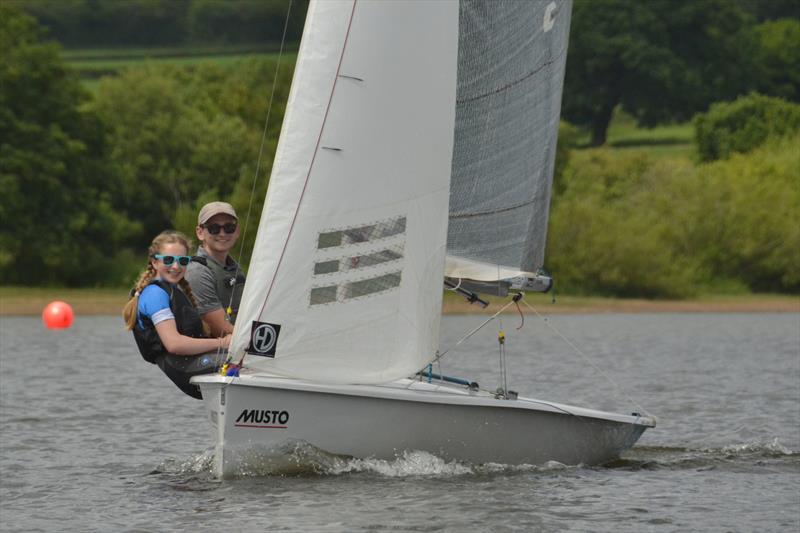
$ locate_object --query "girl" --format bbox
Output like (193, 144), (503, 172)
(123, 231), (231, 399)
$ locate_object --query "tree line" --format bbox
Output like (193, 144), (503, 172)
(1, 5), (293, 285)
(7, 0), (309, 48)
(563, 0), (799, 145)
(1, 2), (798, 296)
(548, 112), (799, 297)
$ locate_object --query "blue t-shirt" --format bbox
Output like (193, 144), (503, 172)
(137, 282), (176, 330)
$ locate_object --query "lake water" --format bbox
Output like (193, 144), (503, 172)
(1, 312), (798, 532)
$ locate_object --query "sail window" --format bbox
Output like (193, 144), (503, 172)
(317, 217), (406, 250)
(313, 246), (404, 276)
(378, 217), (406, 238)
(318, 232), (343, 249)
(314, 260), (340, 275)
(353, 248), (403, 269)
(344, 272), (402, 300)
(309, 285), (338, 305)
(311, 217), (406, 306)
(309, 272), (402, 306)
(343, 227), (372, 244)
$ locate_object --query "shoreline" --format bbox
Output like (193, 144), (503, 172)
(1, 287), (798, 316)
(443, 294), (800, 315)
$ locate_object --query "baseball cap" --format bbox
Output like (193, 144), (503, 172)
(198, 201), (238, 225)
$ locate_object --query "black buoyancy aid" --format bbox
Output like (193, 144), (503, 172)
(191, 255), (245, 324)
(132, 280), (205, 364)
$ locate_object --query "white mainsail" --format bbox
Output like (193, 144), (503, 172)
(231, 0), (460, 383)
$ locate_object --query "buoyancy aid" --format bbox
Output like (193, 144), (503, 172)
(132, 280), (204, 364)
(190, 255), (245, 324)
(132, 280), (219, 400)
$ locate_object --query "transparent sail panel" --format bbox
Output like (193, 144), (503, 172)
(313, 245), (404, 276)
(447, 0), (572, 280)
(317, 217), (406, 249)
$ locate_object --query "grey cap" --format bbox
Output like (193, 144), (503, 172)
(198, 201), (238, 225)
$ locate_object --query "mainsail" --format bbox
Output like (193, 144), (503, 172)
(446, 0), (572, 282)
(231, 0), (459, 383)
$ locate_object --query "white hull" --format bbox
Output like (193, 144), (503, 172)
(193, 373), (655, 477)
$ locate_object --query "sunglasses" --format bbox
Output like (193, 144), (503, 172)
(152, 254), (192, 267)
(203, 222), (237, 235)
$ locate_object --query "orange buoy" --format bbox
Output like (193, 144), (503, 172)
(43, 301), (74, 329)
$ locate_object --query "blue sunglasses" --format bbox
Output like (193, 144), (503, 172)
(152, 254), (192, 267)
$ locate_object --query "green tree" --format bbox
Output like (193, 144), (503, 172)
(91, 65), (258, 250)
(546, 151), (699, 298)
(753, 19), (800, 102)
(694, 93), (800, 161)
(552, 121), (580, 197)
(546, 135), (800, 296)
(176, 59), (294, 261)
(7, 0), (192, 47)
(0, 5), (134, 286)
(11, 0), (307, 48)
(740, 0), (800, 22)
(187, 0), (307, 45)
(675, 135), (800, 292)
(563, 0), (757, 146)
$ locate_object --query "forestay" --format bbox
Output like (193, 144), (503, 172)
(445, 0), (572, 282)
(231, 0), (459, 383)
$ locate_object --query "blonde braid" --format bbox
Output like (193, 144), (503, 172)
(178, 278), (211, 336)
(178, 278), (199, 309)
(122, 264), (156, 330)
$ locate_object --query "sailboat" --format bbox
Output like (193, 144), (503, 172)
(193, 0), (655, 477)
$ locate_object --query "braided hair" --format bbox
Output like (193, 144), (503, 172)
(122, 230), (198, 330)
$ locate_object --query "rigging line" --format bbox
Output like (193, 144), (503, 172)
(520, 298), (650, 416)
(446, 278), (462, 291)
(432, 299), (518, 365)
(226, 0), (295, 335)
(514, 299), (524, 330)
(252, 0), (359, 326)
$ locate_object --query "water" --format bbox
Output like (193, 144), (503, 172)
(1, 313), (798, 532)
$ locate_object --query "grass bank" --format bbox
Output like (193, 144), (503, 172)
(575, 109), (696, 160)
(443, 291), (799, 314)
(1, 287), (128, 316)
(1, 287), (796, 317)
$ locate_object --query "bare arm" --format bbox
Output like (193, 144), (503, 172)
(201, 308), (234, 337)
(155, 319), (230, 355)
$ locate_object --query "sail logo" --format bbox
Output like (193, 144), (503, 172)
(234, 409), (289, 428)
(246, 321), (281, 357)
